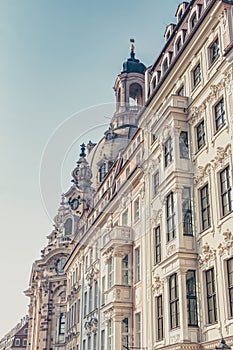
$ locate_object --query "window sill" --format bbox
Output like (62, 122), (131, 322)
(217, 211), (233, 228)
(192, 144), (208, 161)
(211, 123), (228, 145)
(197, 227), (214, 242)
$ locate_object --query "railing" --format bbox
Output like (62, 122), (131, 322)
(102, 226), (133, 248)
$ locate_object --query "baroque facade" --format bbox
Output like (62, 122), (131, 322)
(25, 0), (233, 349)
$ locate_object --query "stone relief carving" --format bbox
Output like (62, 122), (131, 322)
(152, 275), (164, 295)
(194, 164), (211, 185)
(218, 229), (233, 256)
(210, 144), (232, 169)
(199, 242), (216, 267)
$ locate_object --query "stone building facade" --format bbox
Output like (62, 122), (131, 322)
(25, 0), (233, 349)
(0, 317), (28, 350)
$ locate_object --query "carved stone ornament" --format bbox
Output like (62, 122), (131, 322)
(218, 229), (233, 256)
(194, 164), (211, 185)
(104, 308), (114, 322)
(86, 268), (94, 286)
(103, 248), (114, 263)
(210, 144), (232, 169)
(199, 242), (216, 267)
(190, 103), (206, 124)
(152, 275), (163, 295)
(167, 244), (176, 256)
(151, 209), (162, 225)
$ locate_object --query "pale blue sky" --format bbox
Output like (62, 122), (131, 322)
(0, 0), (180, 338)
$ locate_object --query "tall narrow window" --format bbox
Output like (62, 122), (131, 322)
(179, 131), (189, 158)
(122, 318), (129, 349)
(163, 58), (168, 74)
(89, 286), (92, 313)
(153, 171), (159, 196)
(83, 339), (86, 350)
(220, 166), (232, 217)
(186, 270), (198, 326)
(122, 209), (128, 226)
(108, 319), (113, 350)
(210, 38), (220, 64)
(156, 295), (164, 340)
(193, 63), (201, 88)
(122, 254), (129, 285)
(84, 291), (87, 316)
(93, 333), (97, 350)
(191, 12), (197, 29)
(155, 226), (161, 264)
(135, 313), (141, 347)
(101, 330), (105, 350)
(182, 187), (193, 236)
(215, 98), (225, 131)
(169, 274), (179, 329)
(164, 137), (173, 167)
(134, 198), (140, 222)
(58, 313), (66, 334)
(135, 248), (141, 283)
(94, 281), (98, 309)
(227, 258), (233, 317)
(87, 336), (91, 350)
(108, 257), (114, 288)
(200, 184), (211, 231)
(176, 37), (182, 53)
(206, 268), (217, 324)
(64, 218), (73, 235)
(77, 299), (80, 323)
(167, 192), (175, 241)
(99, 163), (107, 182)
(196, 120), (205, 150)
(102, 276), (105, 305)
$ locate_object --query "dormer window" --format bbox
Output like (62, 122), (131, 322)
(178, 10), (183, 21)
(152, 77), (157, 89)
(163, 58), (168, 74)
(166, 31), (171, 41)
(176, 37), (182, 53)
(191, 13), (197, 29)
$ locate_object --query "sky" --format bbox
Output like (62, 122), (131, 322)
(0, 0), (181, 338)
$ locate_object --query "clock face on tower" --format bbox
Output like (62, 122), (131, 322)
(69, 196), (80, 211)
(56, 257), (66, 274)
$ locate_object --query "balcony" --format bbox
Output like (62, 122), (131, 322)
(104, 285), (132, 307)
(101, 226), (133, 249)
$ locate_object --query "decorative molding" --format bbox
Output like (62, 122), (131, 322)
(152, 275), (164, 295)
(210, 144), (232, 169)
(167, 243), (176, 256)
(194, 163), (211, 185)
(218, 229), (233, 256)
(199, 242), (216, 267)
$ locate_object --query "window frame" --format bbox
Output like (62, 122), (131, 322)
(156, 295), (164, 340)
(135, 247), (141, 283)
(220, 166), (232, 217)
(196, 119), (206, 151)
(179, 131), (189, 159)
(200, 184), (211, 231)
(192, 63), (201, 88)
(154, 226), (161, 264)
(169, 273), (179, 329)
(164, 136), (173, 167)
(227, 257), (233, 318)
(153, 171), (159, 197)
(209, 37), (220, 65)
(186, 270), (198, 326)
(182, 187), (193, 236)
(166, 192), (176, 241)
(214, 98), (225, 132)
(205, 268), (217, 324)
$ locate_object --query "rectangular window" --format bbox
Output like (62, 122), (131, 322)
(156, 295), (164, 340)
(186, 270), (198, 326)
(84, 291), (87, 316)
(193, 63), (201, 88)
(89, 286), (92, 313)
(93, 334), (97, 350)
(155, 226), (161, 264)
(182, 187), (193, 236)
(153, 171), (159, 196)
(108, 257), (114, 288)
(220, 166), (232, 217)
(215, 98), (225, 131)
(196, 120), (205, 150)
(83, 340), (86, 350)
(77, 299), (80, 323)
(15, 339), (20, 346)
(108, 319), (113, 350)
(134, 198), (140, 222)
(200, 184), (211, 231)
(135, 313), (141, 347)
(122, 254), (129, 285)
(122, 209), (128, 226)
(227, 258), (233, 317)
(122, 318), (129, 349)
(164, 137), (173, 167)
(87, 336), (91, 350)
(169, 274), (179, 329)
(135, 247), (141, 283)
(102, 276), (105, 305)
(167, 192), (175, 241)
(94, 281), (98, 309)
(206, 268), (217, 324)
(101, 330), (105, 350)
(210, 38), (220, 64)
(179, 131), (189, 158)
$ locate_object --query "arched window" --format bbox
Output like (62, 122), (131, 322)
(64, 218), (72, 235)
(129, 83), (143, 107)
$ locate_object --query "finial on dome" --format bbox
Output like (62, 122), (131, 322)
(130, 38), (135, 59)
(80, 143), (86, 157)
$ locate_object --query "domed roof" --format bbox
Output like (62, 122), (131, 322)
(122, 40), (146, 74)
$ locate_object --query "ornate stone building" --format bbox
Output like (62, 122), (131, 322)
(0, 316), (28, 350)
(25, 0), (233, 349)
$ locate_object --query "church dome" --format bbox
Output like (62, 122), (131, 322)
(122, 39), (146, 74)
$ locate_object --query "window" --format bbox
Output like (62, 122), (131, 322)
(101, 330), (105, 350)
(164, 137), (173, 167)
(179, 131), (189, 158)
(83, 339), (86, 350)
(84, 291), (87, 316)
(108, 257), (114, 288)
(215, 98), (225, 131)
(176, 37), (182, 53)
(64, 218), (73, 235)
(15, 338), (20, 346)
(191, 12), (197, 29)
(88, 336), (91, 350)
(155, 226), (161, 264)
(163, 58), (168, 74)
(23, 339), (27, 346)
(135, 248), (141, 283)
(89, 286), (92, 313)
(220, 166), (232, 217)
(193, 63), (201, 88)
(196, 120), (205, 150)
(177, 85), (184, 96)
(108, 319), (113, 350)
(206, 268), (217, 324)
(200, 184), (211, 231)
(102, 276), (105, 305)
(99, 163), (107, 182)
(186, 270), (198, 326)
(135, 313), (141, 347)
(122, 254), (129, 285)
(153, 171), (159, 197)
(126, 166), (130, 178)
(156, 295), (164, 340)
(182, 187), (193, 236)
(93, 334), (97, 350)
(94, 281), (98, 309)
(24, 328), (28, 335)
(169, 274), (179, 329)
(122, 318), (129, 349)
(59, 313), (66, 334)
(227, 258), (233, 317)
(77, 299), (80, 323)
(166, 192), (175, 241)
(210, 38), (220, 64)
(134, 198), (140, 222)
(122, 209), (128, 226)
